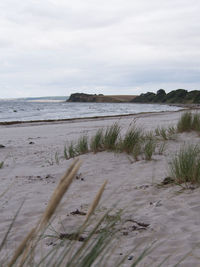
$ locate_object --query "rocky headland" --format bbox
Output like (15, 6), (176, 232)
(67, 93), (136, 103)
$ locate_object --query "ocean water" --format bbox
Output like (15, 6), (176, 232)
(0, 97), (181, 122)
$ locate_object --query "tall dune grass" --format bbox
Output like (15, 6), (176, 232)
(102, 123), (121, 150)
(177, 112), (200, 133)
(169, 144), (200, 185)
(90, 128), (104, 153)
(120, 126), (142, 154)
(64, 122), (163, 161)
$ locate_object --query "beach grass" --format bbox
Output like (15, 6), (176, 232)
(76, 135), (89, 154)
(155, 126), (177, 140)
(90, 128), (104, 153)
(143, 137), (156, 161)
(132, 142), (142, 161)
(157, 141), (167, 155)
(120, 125), (142, 154)
(155, 126), (168, 140)
(64, 145), (68, 159)
(0, 162), (4, 169)
(191, 113), (200, 132)
(64, 123), (161, 161)
(177, 112), (200, 133)
(177, 112), (193, 132)
(68, 141), (77, 158)
(169, 144), (200, 185)
(102, 123), (121, 150)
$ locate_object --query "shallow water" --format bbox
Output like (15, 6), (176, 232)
(0, 97), (181, 122)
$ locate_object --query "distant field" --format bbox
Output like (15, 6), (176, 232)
(105, 95), (137, 102)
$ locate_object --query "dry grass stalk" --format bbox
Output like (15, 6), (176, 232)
(8, 228), (35, 267)
(84, 180), (107, 224)
(39, 159), (81, 229)
(10, 159), (81, 267)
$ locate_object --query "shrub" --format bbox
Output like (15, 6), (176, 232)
(103, 123), (121, 150)
(169, 144), (200, 184)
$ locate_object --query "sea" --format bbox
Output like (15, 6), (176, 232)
(0, 96), (181, 123)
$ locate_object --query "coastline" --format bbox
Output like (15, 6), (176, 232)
(1, 109), (200, 265)
(0, 107), (187, 126)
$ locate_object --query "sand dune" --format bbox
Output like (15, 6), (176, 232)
(0, 110), (200, 266)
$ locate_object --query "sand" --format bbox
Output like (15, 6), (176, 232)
(0, 110), (200, 266)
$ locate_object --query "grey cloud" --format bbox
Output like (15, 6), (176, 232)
(0, 0), (200, 97)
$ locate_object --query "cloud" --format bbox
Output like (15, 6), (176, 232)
(0, 0), (200, 97)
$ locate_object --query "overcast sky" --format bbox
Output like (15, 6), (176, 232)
(0, 0), (200, 98)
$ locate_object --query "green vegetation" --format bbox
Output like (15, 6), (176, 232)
(155, 125), (177, 140)
(177, 112), (193, 132)
(169, 144), (200, 185)
(120, 126), (142, 153)
(132, 89), (200, 104)
(157, 141), (167, 155)
(132, 142), (142, 161)
(63, 123), (172, 162)
(76, 135), (89, 154)
(68, 141), (77, 158)
(143, 138), (156, 161)
(155, 127), (168, 140)
(90, 129), (104, 153)
(102, 123), (120, 150)
(177, 112), (200, 133)
(64, 145), (68, 159)
(0, 161), (4, 169)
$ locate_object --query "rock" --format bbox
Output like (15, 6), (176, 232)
(162, 177), (175, 185)
(0, 144), (5, 148)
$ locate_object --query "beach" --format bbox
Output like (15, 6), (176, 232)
(1, 109), (200, 266)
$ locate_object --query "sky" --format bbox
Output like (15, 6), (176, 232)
(0, 0), (200, 98)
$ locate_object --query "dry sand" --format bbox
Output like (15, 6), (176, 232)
(0, 110), (200, 266)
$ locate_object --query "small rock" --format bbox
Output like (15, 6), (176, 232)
(162, 177), (175, 185)
(155, 200), (162, 207)
(128, 255), (134, 260)
(70, 209), (86, 216)
(0, 144), (5, 148)
(123, 231), (128, 236)
(29, 141), (34, 145)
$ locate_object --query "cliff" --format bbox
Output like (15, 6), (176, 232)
(67, 93), (136, 103)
